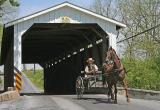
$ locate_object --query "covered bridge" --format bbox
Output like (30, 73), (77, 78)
(0, 2), (126, 94)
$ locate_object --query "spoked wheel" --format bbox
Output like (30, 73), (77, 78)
(76, 76), (84, 99)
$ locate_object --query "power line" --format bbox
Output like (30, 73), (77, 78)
(117, 24), (160, 43)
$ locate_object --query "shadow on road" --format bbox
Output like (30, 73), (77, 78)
(20, 93), (76, 96)
(74, 97), (118, 104)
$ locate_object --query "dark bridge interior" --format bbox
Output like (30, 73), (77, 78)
(1, 23), (108, 94)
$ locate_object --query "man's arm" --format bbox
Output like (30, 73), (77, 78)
(85, 66), (90, 74)
(94, 64), (98, 72)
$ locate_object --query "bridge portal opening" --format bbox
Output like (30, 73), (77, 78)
(1, 23), (108, 94)
(22, 23), (108, 94)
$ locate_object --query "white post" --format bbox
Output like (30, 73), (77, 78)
(14, 24), (23, 92)
(14, 24), (22, 71)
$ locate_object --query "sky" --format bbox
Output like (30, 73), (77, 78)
(19, 0), (93, 17)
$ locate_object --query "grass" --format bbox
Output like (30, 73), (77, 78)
(0, 25), (3, 43)
(23, 70), (44, 91)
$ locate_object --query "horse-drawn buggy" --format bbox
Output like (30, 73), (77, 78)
(75, 71), (105, 99)
(75, 47), (130, 103)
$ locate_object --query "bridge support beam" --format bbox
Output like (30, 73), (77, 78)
(4, 46), (14, 91)
(3, 26), (14, 91)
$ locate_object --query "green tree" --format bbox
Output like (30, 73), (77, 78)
(0, 0), (19, 22)
(0, 0), (19, 53)
(119, 0), (160, 90)
(91, 0), (120, 19)
(118, 0), (160, 59)
(0, 0), (19, 6)
(91, 0), (160, 90)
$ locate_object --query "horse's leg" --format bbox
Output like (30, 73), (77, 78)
(102, 72), (106, 87)
(122, 79), (130, 102)
(114, 83), (117, 104)
(107, 83), (112, 102)
(111, 85), (114, 100)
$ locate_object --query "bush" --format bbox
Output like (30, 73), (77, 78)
(122, 57), (160, 91)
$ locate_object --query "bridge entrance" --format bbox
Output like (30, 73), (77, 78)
(2, 23), (108, 94)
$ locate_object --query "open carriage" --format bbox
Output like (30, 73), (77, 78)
(75, 71), (107, 99)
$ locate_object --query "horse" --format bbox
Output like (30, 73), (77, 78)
(103, 47), (130, 103)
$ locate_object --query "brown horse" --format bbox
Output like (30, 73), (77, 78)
(103, 47), (130, 103)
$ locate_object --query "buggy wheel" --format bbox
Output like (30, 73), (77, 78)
(76, 76), (84, 99)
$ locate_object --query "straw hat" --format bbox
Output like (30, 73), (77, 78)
(86, 58), (95, 63)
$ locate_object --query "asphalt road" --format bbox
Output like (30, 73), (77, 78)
(0, 73), (159, 110)
(0, 94), (160, 110)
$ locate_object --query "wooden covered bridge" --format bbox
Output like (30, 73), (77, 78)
(0, 2), (126, 94)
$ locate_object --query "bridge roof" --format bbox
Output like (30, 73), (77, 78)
(5, 2), (126, 28)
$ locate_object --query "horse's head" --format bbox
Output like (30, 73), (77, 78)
(103, 47), (116, 73)
(106, 47), (115, 62)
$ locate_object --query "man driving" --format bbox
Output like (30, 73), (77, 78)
(85, 58), (98, 77)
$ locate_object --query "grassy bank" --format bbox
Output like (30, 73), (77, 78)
(24, 70), (44, 90)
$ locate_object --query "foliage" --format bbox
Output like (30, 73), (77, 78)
(0, 77), (2, 84)
(118, 0), (160, 91)
(24, 70), (44, 90)
(0, 0), (19, 6)
(122, 55), (160, 91)
(118, 0), (160, 57)
(91, 0), (120, 19)
(91, 0), (160, 91)
(0, 0), (19, 23)
(0, 25), (3, 40)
